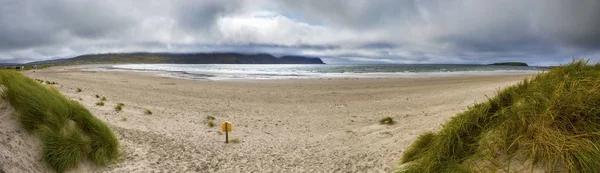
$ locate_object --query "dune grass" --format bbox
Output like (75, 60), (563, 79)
(206, 120), (215, 127)
(144, 109), (152, 115)
(96, 101), (104, 106)
(0, 70), (119, 173)
(398, 60), (600, 172)
(379, 117), (395, 125)
(114, 103), (124, 112)
(114, 105), (122, 111)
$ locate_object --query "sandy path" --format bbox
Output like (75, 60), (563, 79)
(17, 66), (534, 172)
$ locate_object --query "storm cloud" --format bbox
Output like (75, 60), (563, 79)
(0, 0), (599, 65)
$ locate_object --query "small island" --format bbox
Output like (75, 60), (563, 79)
(489, 62), (528, 66)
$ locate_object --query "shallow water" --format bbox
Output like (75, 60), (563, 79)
(111, 64), (543, 80)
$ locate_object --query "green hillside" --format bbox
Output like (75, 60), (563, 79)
(28, 52), (325, 65)
(489, 62), (529, 66)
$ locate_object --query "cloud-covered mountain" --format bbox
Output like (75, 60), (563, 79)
(26, 52), (324, 65)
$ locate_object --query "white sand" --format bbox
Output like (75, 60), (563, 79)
(4, 66), (534, 172)
(0, 95), (51, 172)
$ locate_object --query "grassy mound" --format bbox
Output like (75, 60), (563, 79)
(0, 70), (119, 173)
(399, 60), (600, 172)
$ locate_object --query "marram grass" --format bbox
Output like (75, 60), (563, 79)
(0, 70), (119, 173)
(398, 60), (600, 172)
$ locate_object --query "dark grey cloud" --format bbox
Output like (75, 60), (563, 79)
(275, 0), (421, 29)
(531, 0), (600, 49)
(175, 0), (242, 35)
(0, 0), (135, 51)
(0, 0), (599, 65)
(358, 42), (398, 49)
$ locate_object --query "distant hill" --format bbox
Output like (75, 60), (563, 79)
(26, 52), (325, 65)
(489, 62), (528, 66)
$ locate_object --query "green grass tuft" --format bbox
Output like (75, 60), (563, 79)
(379, 117), (395, 125)
(114, 105), (122, 112)
(144, 109), (152, 115)
(398, 60), (600, 172)
(95, 94), (100, 98)
(0, 70), (119, 172)
(101, 96), (107, 101)
(76, 88), (82, 92)
(230, 138), (241, 143)
(114, 103), (125, 112)
(96, 101), (104, 106)
(206, 121), (215, 127)
(206, 115), (216, 120)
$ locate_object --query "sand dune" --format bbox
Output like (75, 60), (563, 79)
(0, 97), (51, 172)
(11, 66), (534, 172)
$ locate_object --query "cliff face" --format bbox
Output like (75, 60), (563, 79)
(30, 53), (325, 65)
(278, 56), (324, 64)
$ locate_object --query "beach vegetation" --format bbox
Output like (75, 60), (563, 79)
(121, 116), (127, 121)
(114, 104), (123, 112)
(76, 88), (82, 92)
(101, 96), (107, 101)
(95, 94), (100, 98)
(379, 117), (395, 125)
(96, 101), (104, 106)
(206, 115), (216, 120)
(230, 138), (241, 143)
(206, 120), (215, 127)
(0, 70), (119, 173)
(144, 109), (152, 115)
(399, 60), (600, 172)
(21, 64), (52, 70)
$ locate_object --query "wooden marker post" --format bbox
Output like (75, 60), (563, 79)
(221, 121), (232, 143)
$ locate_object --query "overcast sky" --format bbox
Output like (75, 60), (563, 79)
(1, 0), (599, 65)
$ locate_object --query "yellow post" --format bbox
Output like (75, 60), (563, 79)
(221, 121), (232, 143)
(225, 123), (228, 143)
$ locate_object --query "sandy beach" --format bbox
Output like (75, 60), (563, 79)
(2, 66), (534, 172)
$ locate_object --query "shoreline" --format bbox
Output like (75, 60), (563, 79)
(73, 64), (543, 81)
(17, 65), (535, 172)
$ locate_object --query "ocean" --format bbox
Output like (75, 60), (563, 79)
(110, 64), (543, 80)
